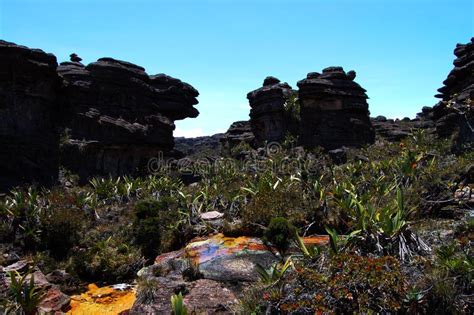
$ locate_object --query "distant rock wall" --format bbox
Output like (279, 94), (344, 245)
(432, 37), (473, 151)
(221, 121), (255, 149)
(0, 40), (60, 191)
(297, 67), (375, 149)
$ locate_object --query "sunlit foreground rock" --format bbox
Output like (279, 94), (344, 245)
(147, 233), (329, 282)
(67, 283), (136, 315)
(131, 233), (329, 313)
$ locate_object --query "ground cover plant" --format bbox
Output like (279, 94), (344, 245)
(0, 130), (472, 314)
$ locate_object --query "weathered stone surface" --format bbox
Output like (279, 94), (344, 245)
(247, 77), (295, 145)
(200, 211), (224, 220)
(175, 133), (224, 156)
(183, 279), (239, 313)
(38, 286), (70, 314)
(147, 234), (329, 282)
(432, 37), (474, 151)
(371, 108), (435, 142)
(58, 57), (199, 179)
(297, 67), (375, 149)
(130, 276), (238, 314)
(221, 120), (255, 150)
(130, 275), (185, 314)
(0, 40), (60, 191)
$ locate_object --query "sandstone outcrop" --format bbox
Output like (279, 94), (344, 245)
(175, 134), (224, 156)
(297, 67), (375, 149)
(0, 40), (60, 191)
(58, 58), (199, 179)
(371, 106), (435, 142)
(432, 38), (474, 151)
(247, 76), (295, 146)
(221, 120), (255, 149)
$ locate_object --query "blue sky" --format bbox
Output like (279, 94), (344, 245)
(1, 0), (472, 137)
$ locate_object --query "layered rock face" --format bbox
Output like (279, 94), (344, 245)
(371, 107), (435, 142)
(0, 40), (60, 191)
(58, 58), (199, 179)
(432, 38), (474, 150)
(247, 76), (294, 146)
(175, 134), (224, 156)
(221, 120), (255, 149)
(297, 67), (375, 149)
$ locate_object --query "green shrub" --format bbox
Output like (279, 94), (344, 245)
(263, 217), (296, 254)
(69, 235), (143, 283)
(40, 207), (86, 259)
(133, 198), (169, 260)
(132, 197), (191, 260)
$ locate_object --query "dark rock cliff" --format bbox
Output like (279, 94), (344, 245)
(0, 40), (61, 191)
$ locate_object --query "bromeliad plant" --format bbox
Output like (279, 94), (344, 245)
(2, 187), (43, 247)
(334, 186), (430, 260)
(256, 256), (294, 286)
(8, 269), (45, 315)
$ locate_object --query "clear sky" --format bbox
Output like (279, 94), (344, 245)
(1, 0), (472, 137)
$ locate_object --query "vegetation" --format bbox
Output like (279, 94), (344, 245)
(6, 269), (45, 315)
(0, 130), (472, 313)
(263, 217), (296, 254)
(170, 292), (188, 315)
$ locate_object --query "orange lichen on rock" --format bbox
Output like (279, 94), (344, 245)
(67, 283), (136, 315)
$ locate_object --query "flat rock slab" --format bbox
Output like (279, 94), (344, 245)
(199, 210), (224, 220)
(130, 276), (238, 314)
(152, 234), (329, 282)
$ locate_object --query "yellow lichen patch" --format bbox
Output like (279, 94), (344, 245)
(67, 283), (136, 315)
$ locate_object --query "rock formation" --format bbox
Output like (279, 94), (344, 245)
(221, 120), (255, 149)
(0, 40), (60, 191)
(247, 76), (295, 146)
(175, 133), (224, 156)
(297, 67), (375, 149)
(371, 106), (435, 142)
(432, 38), (474, 151)
(58, 58), (199, 179)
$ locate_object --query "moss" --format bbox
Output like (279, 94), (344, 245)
(263, 217), (296, 254)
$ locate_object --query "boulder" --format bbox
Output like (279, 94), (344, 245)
(150, 234), (278, 282)
(130, 276), (238, 314)
(58, 57), (199, 179)
(247, 77), (295, 145)
(0, 40), (60, 191)
(297, 67), (375, 149)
